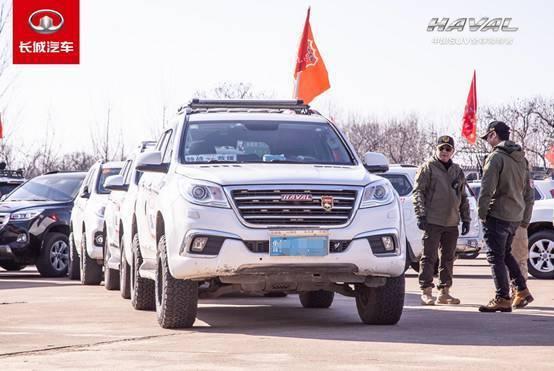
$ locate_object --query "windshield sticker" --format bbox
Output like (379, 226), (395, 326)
(185, 154), (237, 162)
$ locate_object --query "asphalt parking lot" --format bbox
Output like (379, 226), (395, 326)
(1, 256), (553, 370)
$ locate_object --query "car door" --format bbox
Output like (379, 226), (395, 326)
(107, 160), (131, 249)
(142, 129), (174, 260)
(136, 131), (171, 260)
(72, 166), (96, 249)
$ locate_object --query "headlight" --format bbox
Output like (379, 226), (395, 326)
(94, 206), (106, 218)
(10, 208), (44, 221)
(179, 180), (230, 208)
(360, 180), (395, 208)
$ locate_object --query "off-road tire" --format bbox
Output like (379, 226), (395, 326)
(103, 232), (120, 290)
(299, 290), (334, 308)
(119, 237), (131, 299)
(130, 234), (155, 310)
(36, 232), (69, 277)
(80, 232), (103, 285)
(67, 232), (80, 280)
(355, 275), (405, 325)
(155, 235), (198, 328)
(0, 262), (26, 271)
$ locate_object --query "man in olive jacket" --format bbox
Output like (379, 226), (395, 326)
(478, 121), (534, 312)
(413, 135), (471, 305)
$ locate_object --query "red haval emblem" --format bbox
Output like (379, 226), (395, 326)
(321, 196), (334, 211)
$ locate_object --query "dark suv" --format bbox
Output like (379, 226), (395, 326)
(0, 171), (86, 276)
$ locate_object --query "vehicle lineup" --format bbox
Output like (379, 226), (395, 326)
(2, 100), (553, 332)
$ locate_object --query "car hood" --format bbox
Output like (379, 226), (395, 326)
(0, 200), (71, 213)
(176, 164), (379, 186)
(531, 199), (554, 223)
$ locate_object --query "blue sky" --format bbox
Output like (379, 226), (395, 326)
(1, 0), (553, 155)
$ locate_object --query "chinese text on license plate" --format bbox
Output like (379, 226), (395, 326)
(270, 230), (329, 256)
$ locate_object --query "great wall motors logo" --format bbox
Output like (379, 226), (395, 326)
(13, 0), (80, 64)
(427, 17), (518, 46)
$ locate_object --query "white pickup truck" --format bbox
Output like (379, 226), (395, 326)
(129, 99), (408, 328)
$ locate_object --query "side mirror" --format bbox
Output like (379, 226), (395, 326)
(104, 175), (129, 192)
(135, 151), (169, 173)
(363, 152), (389, 173)
(80, 185), (90, 199)
(0, 194), (7, 201)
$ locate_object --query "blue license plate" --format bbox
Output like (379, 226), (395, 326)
(269, 236), (328, 256)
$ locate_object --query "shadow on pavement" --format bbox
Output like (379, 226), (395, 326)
(193, 293), (554, 346)
(0, 270), (75, 290)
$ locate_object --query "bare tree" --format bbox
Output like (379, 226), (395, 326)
(59, 151), (96, 171)
(91, 105), (123, 162)
(194, 82), (273, 99)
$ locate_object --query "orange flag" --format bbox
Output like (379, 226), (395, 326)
(546, 145), (554, 167)
(293, 8), (330, 104)
(461, 70), (477, 144)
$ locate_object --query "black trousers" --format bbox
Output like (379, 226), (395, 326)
(483, 216), (527, 299)
(419, 224), (459, 290)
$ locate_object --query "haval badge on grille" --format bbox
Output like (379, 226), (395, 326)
(321, 195), (334, 211)
(281, 194), (313, 202)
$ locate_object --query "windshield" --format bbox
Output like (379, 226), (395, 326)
(6, 174), (85, 202)
(97, 167), (122, 194)
(181, 121), (354, 165)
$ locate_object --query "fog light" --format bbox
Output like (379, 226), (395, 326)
(381, 236), (395, 251)
(94, 234), (104, 246)
(190, 237), (209, 252)
(16, 233), (28, 243)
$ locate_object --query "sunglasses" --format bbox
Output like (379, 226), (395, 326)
(438, 146), (453, 152)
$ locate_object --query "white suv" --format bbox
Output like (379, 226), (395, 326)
(103, 141), (156, 294)
(381, 165), (482, 269)
(131, 99), (407, 328)
(68, 161), (123, 284)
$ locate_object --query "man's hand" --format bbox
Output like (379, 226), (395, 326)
(520, 222), (529, 229)
(417, 217), (427, 231)
(461, 221), (470, 236)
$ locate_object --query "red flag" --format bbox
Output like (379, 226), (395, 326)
(461, 70), (477, 144)
(293, 8), (330, 104)
(546, 145), (554, 167)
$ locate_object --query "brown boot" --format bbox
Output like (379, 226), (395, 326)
(420, 287), (435, 305)
(512, 288), (534, 309)
(437, 287), (461, 304)
(478, 297), (512, 312)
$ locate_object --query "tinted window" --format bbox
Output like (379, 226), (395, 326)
(380, 174), (413, 196)
(6, 175), (85, 202)
(97, 167), (122, 194)
(181, 121), (353, 165)
(0, 184), (20, 197)
(534, 187), (542, 201)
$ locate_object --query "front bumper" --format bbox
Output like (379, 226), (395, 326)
(0, 221), (38, 263)
(85, 217), (105, 259)
(165, 198), (406, 281)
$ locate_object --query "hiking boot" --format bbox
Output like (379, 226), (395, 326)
(437, 287), (461, 305)
(512, 288), (534, 309)
(478, 297), (512, 313)
(420, 287), (435, 305)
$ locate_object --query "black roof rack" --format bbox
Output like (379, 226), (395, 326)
(179, 99), (313, 115)
(0, 169), (24, 178)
